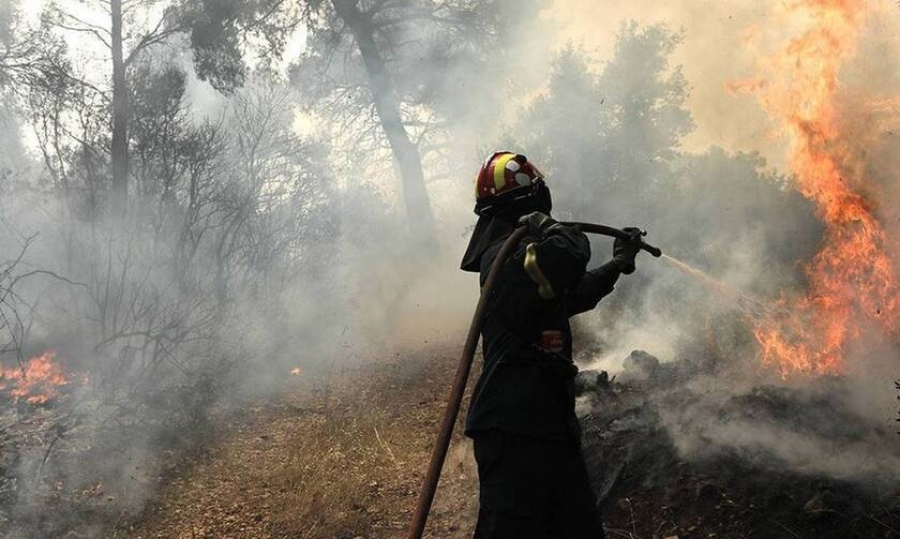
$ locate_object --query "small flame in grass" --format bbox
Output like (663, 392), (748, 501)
(0, 351), (69, 404)
(290, 367), (303, 376)
(733, 0), (900, 377)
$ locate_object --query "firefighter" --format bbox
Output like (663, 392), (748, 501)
(460, 151), (641, 539)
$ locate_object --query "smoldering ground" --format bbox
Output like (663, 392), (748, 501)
(1, 0), (900, 537)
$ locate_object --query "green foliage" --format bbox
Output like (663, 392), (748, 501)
(186, 0), (249, 92)
(181, 0), (300, 93)
(513, 23), (819, 281)
(519, 23), (694, 225)
(517, 44), (609, 216)
(664, 148), (822, 290)
(504, 22), (823, 354)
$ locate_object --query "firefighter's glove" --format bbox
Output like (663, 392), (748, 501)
(517, 212), (557, 239)
(613, 227), (642, 275)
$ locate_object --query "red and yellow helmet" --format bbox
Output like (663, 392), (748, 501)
(474, 151), (545, 214)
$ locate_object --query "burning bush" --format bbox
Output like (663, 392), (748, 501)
(0, 351), (69, 405)
(733, 0), (900, 377)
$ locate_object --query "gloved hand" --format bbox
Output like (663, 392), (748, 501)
(517, 212), (557, 239)
(613, 227), (643, 275)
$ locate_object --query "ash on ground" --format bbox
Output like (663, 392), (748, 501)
(576, 350), (900, 539)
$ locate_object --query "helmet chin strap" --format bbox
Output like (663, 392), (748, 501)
(475, 180), (552, 218)
(507, 181), (552, 218)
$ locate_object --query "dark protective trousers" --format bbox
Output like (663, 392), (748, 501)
(472, 431), (606, 539)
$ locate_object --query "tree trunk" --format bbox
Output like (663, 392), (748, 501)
(332, 0), (436, 241)
(110, 0), (129, 216)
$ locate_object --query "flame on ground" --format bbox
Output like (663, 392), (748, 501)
(0, 351), (69, 404)
(732, 0), (900, 377)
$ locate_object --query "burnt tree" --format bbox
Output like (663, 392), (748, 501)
(110, 0), (128, 215)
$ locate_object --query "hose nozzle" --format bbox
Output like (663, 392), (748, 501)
(562, 222), (663, 258)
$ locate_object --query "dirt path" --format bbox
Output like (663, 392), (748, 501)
(124, 345), (479, 539)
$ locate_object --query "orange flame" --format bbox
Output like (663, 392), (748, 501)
(731, 0), (900, 377)
(0, 351), (69, 404)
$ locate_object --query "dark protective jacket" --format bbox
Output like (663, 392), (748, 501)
(465, 223), (620, 442)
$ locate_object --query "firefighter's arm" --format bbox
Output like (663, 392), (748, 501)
(566, 261), (620, 316)
(516, 215), (591, 300)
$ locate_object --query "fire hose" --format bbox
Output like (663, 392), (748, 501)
(406, 222), (662, 539)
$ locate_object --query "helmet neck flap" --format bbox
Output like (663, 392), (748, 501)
(460, 183), (553, 273)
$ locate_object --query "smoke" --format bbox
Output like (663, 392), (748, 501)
(547, 0), (900, 489)
(276, 0), (900, 495)
(545, 0), (777, 161)
(2, 0), (900, 535)
(658, 375), (900, 488)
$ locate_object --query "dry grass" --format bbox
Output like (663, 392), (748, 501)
(125, 345), (479, 539)
(267, 393), (424, 536)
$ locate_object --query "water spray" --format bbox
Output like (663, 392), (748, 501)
(661, 254), (765, 317)
(660, 254), (782, 321)
(406, 221), (661, 539)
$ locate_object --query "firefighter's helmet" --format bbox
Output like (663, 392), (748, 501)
(474, 151), (545, 215)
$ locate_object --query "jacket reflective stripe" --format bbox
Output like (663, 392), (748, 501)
(524, 243), (556, 299)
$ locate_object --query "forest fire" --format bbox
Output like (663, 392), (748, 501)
(733, 0), (900, 377)
(0, 351), (69, 405)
